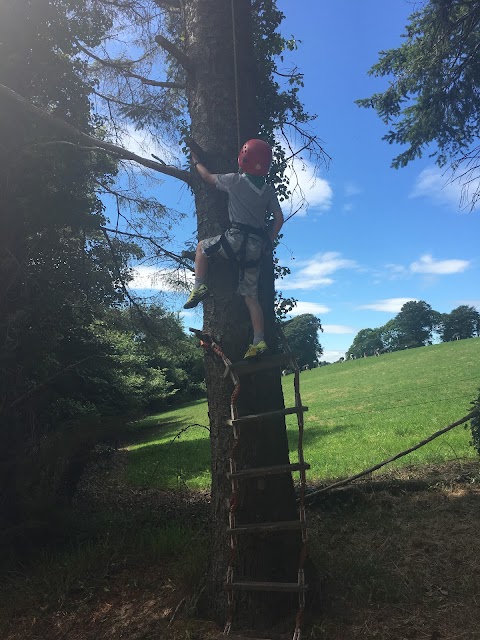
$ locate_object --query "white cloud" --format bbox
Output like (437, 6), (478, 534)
(358, 297), (418, 313)
(385, 263), (407, 275)
(282, 155), (333, 217)
(322, 349), (346, 363)
(322, 324), (357, 334)
(410, 166), (479, 210)
(410, 253), (470, 275)
(288, 301), (331, 316)
(130, 265), (192, 291)
(282, 251), (357, 290)
(344, 182), (362, 197)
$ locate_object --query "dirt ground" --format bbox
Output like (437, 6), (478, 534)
(2, 454), (480, 640)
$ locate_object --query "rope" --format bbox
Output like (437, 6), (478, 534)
(303, 408), (479, 502)
(230, 0), (242, 151)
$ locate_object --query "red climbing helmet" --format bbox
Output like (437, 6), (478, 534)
(237, 139), (272, 176)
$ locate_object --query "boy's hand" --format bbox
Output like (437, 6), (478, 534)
(189, 149), (216, 186)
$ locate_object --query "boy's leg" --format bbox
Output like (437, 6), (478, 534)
(239, 261), (268, 358)
(194, 241), (208, 288)
(243, 294), (268, 358)
(244, 295), (264, 343)
(183, 241), (210, 309)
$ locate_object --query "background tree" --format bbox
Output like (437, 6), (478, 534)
(440, 304), (480, 341)
(346, 328), (384, 358)
(379, 318), (404, 353)
(283, 314), (324, 368)
(356, 0), (480, 209)
(393, 300), (440, 349)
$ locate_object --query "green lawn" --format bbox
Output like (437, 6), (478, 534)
(125, 338), (480, 489)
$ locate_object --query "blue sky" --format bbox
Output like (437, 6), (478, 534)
(124, 0), (479, 361)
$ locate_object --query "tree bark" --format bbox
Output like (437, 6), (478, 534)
(183, 0), (305, 630)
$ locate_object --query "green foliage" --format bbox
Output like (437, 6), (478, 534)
(356, 0), (480, 180)
(394, 300), (440, 348)
(440, 304), (480, 341)
(282, 313), (323, 368)
(0, 1), (205, 538)
(348, 300), (448, 355)
(347, 328), (384, 358)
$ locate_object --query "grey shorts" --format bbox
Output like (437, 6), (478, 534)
(201, 228), (265, 298)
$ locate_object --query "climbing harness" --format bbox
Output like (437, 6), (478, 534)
(190, 327), (310, 640)
(204, 222), (270, 284)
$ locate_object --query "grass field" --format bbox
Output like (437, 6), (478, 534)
(125, 337), (480, 489)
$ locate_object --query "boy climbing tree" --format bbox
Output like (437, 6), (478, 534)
(184, 139), (284, 359)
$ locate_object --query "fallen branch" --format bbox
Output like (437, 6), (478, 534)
(304, 409), (479, 501)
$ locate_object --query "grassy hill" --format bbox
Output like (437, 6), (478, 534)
(125, 337), (480, 489)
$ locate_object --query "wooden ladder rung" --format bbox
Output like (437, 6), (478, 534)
(227, 520), (306, 534)
(224, 352), (297, 378)
(225, 581), (308, 592)
(226, 406), (308, 426)
(228, 462), (310, 480)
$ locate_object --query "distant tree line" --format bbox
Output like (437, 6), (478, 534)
(347, 301), (480, 359)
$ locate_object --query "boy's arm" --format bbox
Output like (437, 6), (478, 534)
(269, 209), (284, 243)
(190, 149), (216, 186)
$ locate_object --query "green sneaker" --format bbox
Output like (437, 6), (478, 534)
(183, 284), (209, 309)
(243, 340), (268, 359)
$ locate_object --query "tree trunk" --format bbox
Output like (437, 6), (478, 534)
(184, 0), (305, 631)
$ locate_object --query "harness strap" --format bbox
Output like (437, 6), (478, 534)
(230, 221), (267, 239)
(205, 224), (268, 283)
(220, 234), (238, 263)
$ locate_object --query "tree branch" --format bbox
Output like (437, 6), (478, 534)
(101, 226), (194, 271)
(0, 82), (192, 185)
(77, 43), (186, 89)
(102, 229), (163, 340)
(154, 34), (193, 73)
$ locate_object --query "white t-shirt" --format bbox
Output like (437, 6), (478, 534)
(215, 173), (281, 229)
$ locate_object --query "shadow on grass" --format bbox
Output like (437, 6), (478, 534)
(126, 425), (211, 489)
(121, 398), (208, 447)
(308, 468), (480, 632)
(126, 416), (361, 490)
(121, 417), (185, 447)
